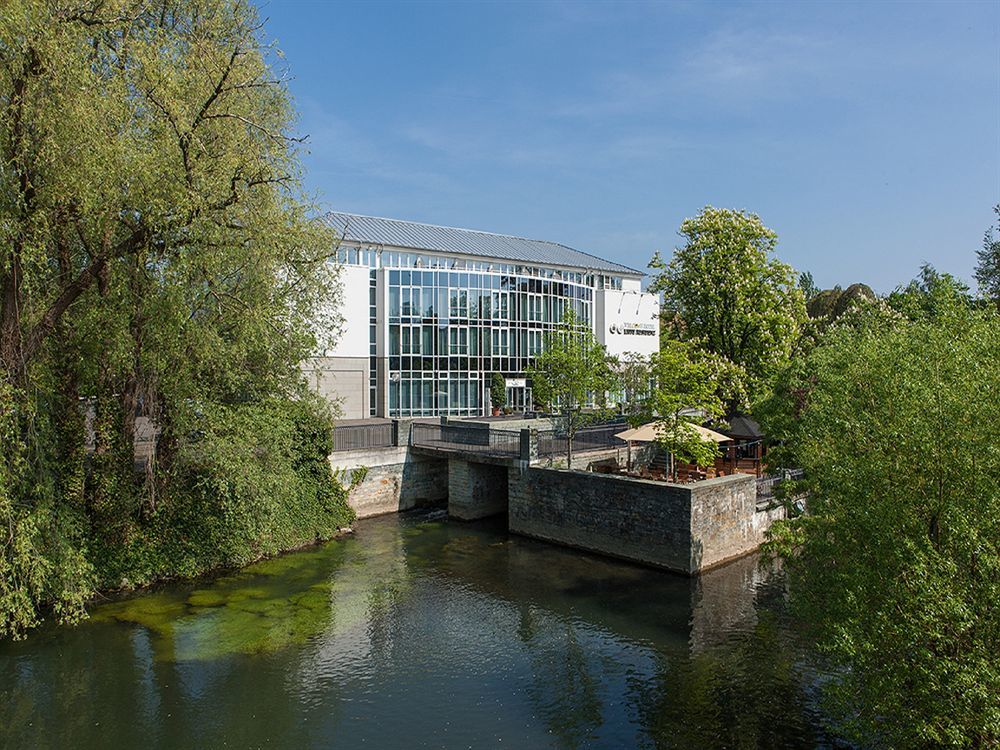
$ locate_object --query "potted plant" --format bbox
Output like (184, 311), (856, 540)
(490, 372), (506, 416)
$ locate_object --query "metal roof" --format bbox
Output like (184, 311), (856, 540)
(323, 212), (642, 276)
(723, 415), (765, 439)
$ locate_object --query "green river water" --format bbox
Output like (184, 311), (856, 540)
(0, 510), (846, 749)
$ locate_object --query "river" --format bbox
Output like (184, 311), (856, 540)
(0, 510), (845, 749)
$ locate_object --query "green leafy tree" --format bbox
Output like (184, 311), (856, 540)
(887, 263), (971, 321)
(0, 0), (351, 638)
(612, 352), (652, 426)
(797, 271), (819, 302)
(489, 372), (507, 412)
(975, 204), (1000, 308)
(649, 207), (806, 413)
(759, 306), (1000, 748)
(528, 311), (614, 467)
(647, 341), (724, 480)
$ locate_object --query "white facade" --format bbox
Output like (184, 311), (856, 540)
(594, 285), (660, 358)
(329, 265), (373, 359)
(303, 264), (372, 419)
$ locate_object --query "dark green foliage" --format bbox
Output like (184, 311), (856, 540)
(490, 372), (507, 410)
(805, 283), (876, 321)
(758, 302), (1000, 748)
(975, 205), (1000, 307)
(91, 396), (352, 587)
(0, 1), (352, 638)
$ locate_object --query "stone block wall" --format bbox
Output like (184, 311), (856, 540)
(689, 474), (759, 570)
(508, 467), (694, 572)
(448, 459), (509, 520)
(329, 446), (447, 519)
(508, 468), (765, 574)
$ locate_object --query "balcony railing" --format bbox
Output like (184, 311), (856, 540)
(755, 469), (805, 499)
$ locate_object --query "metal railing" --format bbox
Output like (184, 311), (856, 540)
(537, 423), (626, 457)
(332, 422), (395, 452)
(411, 422), (521, 457)
(756, 469), (805, 499)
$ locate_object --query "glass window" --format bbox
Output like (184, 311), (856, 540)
(389, 324), (400, 355)
(389, 286), (400, 318)
(449, 327), (468, 354)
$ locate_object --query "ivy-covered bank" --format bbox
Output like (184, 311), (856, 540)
(0, 1), (353, 638)
(1, 386), (354, 639)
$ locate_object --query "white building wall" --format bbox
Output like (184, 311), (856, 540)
(305, 264), (372, 419)
(595, 287), (660, 357)
(328, 265), (372, 358)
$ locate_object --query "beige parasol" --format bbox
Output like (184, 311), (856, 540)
(614, 422), (731, 443)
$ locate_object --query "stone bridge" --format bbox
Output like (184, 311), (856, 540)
(329, 418), (786, 575)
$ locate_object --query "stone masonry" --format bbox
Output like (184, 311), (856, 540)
(508, 468), (775, 574)
(447, 458), (510, 520)
(329, 446), (447, 519)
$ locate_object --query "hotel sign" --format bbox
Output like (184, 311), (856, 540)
(609, 322), (656, 337)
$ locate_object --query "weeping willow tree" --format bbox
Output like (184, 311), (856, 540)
(0, 0), (351, 639)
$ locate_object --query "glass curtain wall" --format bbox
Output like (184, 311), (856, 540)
(384, 264), (594, 418)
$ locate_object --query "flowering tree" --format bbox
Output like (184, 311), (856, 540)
(649, 207), (805, 412)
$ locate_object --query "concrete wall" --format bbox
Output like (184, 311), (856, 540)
(306, 356), (369, 419)
(508, 468), (767, 574)
(329, 446), (447, 519)
(448, 459), (509, 520)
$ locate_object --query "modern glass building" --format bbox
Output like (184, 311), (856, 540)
(307, 213), (659, 419)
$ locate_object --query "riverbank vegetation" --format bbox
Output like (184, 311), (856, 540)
(646, 206), (999, 747)
(0, 1), (352, 639)
(759, 269), (1000, 746)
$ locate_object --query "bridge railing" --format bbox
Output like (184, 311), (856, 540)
(756, 469), (805, 500)
(332, 421), (395, 452)
(537, 423), (627, 457)
(411, 422), (522, 458)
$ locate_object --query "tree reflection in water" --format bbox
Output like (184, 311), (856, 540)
(0, 511), (846, 749)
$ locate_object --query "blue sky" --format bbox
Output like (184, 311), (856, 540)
(264, 0), (999, 293)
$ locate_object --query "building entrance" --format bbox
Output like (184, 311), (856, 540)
(506, 386), (532, 413)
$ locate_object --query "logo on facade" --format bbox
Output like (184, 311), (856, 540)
(609, 322), (656, 336)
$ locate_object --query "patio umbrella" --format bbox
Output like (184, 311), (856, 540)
(614, 422), (731, 443)
(614, 422), (731, 474)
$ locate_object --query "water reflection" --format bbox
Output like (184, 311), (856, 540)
(0, 510), (842, 749)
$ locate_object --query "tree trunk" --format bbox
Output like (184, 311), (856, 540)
(0, 255), (24, 381)
(564, 406), (573, 469)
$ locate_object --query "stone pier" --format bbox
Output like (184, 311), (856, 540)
(508, 469), (780, 574)
(447, 458), (510, 520)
